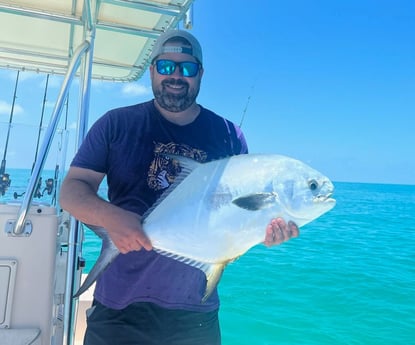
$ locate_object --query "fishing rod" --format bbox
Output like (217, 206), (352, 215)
(0, 70), (20, 196)
(32, 74), (49, 174)
(239, 84), (255, 128)
(50, 93), (70, 205)
(14, 74), (54, 199)
(33, 74), (53, 199)
(14, 75), (70, 203)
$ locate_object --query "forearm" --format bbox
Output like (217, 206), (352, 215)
(60, 171), (151, 252)
(60, 177), (109, 225)
(59, 166), (129, 229)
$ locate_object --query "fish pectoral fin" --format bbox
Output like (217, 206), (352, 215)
(232, 192), (277, 211)
(201, 262), (227, 303)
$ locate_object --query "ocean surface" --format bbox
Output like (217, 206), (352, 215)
(2, 170), (414, 344)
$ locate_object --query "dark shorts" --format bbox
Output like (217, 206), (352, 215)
(83, 300), (221, 345)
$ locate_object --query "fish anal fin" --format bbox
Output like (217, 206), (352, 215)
(201, 263), (227, 303)
(153, 248), (230, 303)
(232, 192), (277, 211)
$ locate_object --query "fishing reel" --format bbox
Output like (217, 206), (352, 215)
(0, 173), (11, 196)
(43, 177), (54, 196)
(13, 176), (55, 199)
(33, 177), (55, 198)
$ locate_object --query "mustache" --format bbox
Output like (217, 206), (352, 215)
(162, 78), (189, 88)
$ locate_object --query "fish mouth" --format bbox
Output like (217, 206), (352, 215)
(314, 193), (335, 203)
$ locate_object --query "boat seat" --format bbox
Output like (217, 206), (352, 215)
(0, 203), (64, 345)
(0, 328), (41, 345)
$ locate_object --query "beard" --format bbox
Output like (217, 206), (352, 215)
(153, 78), (200, 112)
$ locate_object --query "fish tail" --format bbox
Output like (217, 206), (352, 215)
(73, 269), (96, 298)
(73, 233), (119, 298)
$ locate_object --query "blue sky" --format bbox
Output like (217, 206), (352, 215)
(0, 0), (414, 185)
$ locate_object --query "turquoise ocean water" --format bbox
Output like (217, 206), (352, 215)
(2, 170), (414, 344)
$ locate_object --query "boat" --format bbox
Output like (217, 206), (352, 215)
(0, 1), (196, 344)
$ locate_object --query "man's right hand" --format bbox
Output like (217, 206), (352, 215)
(105, 209), (152, 254)
(60, 166), (152, 254)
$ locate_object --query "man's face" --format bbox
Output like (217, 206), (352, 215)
(150, 45), (203, 113)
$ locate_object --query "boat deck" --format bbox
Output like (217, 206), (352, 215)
(74, 278), (94, 345)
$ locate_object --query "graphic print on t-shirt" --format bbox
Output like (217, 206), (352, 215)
(147, 141), (207, 191)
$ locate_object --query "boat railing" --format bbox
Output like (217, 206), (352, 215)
(13, 41), (90, 236)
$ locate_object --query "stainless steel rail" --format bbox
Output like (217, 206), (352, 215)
(12, 40), (90, 235)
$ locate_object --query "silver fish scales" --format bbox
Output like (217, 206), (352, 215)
(74, 154), (336, 300)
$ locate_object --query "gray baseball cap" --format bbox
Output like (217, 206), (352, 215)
(150, 29), (203, 65)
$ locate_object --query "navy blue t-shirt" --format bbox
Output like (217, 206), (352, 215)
(71, 100), (248, 311)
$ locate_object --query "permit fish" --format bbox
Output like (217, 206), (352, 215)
(74, 154), (336, 300)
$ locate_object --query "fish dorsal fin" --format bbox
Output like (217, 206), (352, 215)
(232, 192), (278, 211)
(142, 154), (201, 220)
(153, 248), (230, 302)
(164, 153), (202, 172)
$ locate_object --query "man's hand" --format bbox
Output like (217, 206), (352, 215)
(264, 218), (299, 247)
(59, 166), (152, 254)
(105, 209), (153, 254)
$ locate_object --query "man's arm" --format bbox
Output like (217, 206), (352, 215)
(59, 167), (152, 253)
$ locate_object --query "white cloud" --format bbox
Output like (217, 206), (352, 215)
(121, 83), (151, 97)
(0, 101), (10, 115)
(68, 121), (77, 130)
(0, 100), (24, 116)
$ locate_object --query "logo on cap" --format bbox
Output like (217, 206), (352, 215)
(160, 46), (194, 55)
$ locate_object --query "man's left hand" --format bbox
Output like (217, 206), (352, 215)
(264, 218), (299, 247)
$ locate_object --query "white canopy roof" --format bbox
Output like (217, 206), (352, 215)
(0, 0), (194, 81)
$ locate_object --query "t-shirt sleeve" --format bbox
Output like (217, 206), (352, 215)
(70, 113), (111, 173)
(234, 124), (248, 154)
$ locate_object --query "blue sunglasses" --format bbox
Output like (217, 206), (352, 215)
(154, 59), (200, 77)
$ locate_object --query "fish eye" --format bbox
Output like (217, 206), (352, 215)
(308, 179), (319, 191)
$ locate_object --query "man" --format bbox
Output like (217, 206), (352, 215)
(60, 29), (299, 345)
